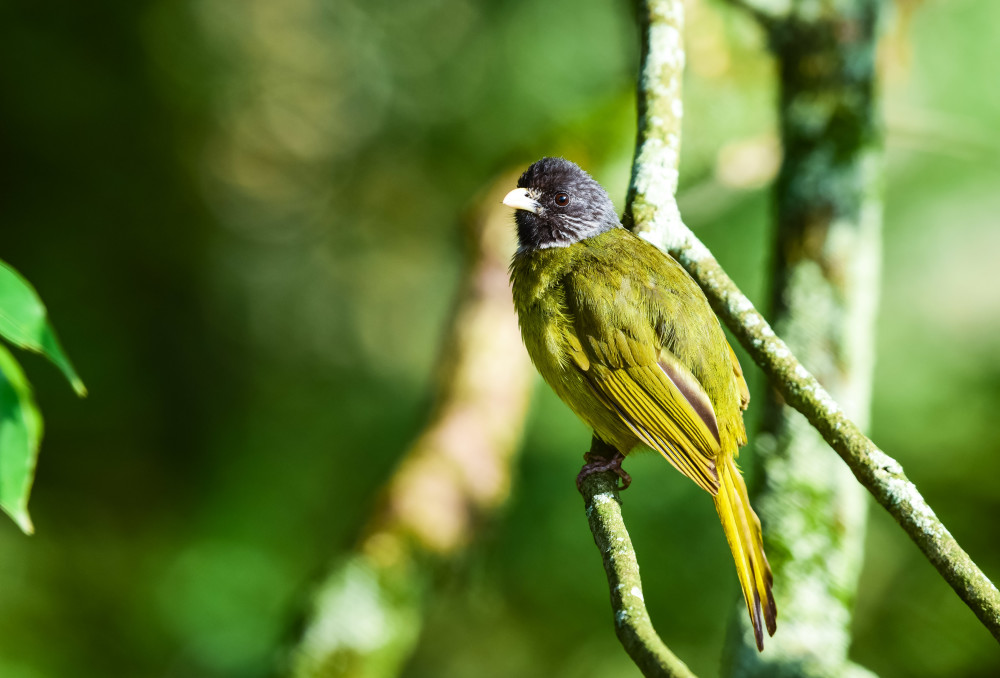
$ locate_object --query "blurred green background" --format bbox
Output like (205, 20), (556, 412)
(1, 0), (999, 676)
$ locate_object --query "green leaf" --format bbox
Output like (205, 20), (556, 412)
(0, 260), (86, 396)
(0, 343), (42, 534)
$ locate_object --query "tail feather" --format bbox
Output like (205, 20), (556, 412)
(713, 456), (776, 650)
(730, 457), (777, 631)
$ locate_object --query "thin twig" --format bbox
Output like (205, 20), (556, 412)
(581, 438), (697, 678)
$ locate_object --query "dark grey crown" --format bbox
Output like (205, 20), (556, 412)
(510, 157), (620, 251)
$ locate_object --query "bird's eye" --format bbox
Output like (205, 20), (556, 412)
(554, 192), (570, 207)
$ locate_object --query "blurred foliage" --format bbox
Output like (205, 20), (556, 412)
(0, 0), (997, 677)
(0, 260), (86, 534)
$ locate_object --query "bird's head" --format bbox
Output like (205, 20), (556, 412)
(502, 157), (621, 251)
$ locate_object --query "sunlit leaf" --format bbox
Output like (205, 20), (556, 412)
(0, 343), (42, 534)
(0, 260), (86, 397)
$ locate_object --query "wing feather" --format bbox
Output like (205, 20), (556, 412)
(564, 262), (726, 495)
(583, 371), (711, 488)
(582, 336), (722, 494)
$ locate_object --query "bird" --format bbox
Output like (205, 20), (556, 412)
(503, 156), (776, 651)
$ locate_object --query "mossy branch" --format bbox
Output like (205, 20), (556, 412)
(580, 437), (698, 678)
(626, 0), (1000, 647)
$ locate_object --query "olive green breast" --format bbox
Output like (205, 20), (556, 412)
(509, 227), (746, 456)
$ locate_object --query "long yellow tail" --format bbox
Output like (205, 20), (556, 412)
(713, 456), (777, 651)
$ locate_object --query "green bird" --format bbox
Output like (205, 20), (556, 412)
(504, 157), (776, 651)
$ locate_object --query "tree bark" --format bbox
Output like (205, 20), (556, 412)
(723, 2), (883, 674)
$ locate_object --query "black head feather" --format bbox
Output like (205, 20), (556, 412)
(508, 157), (621, 251)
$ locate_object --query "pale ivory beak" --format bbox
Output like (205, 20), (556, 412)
(502, 188), (540, 213)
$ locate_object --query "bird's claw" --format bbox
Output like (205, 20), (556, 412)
(576, 450), (631, 493)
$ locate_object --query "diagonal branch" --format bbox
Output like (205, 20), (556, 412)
(627, 0), (1000, 648)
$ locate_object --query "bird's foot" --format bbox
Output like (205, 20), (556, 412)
(576, 450), (631, 493)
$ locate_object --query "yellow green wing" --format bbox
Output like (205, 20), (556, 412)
(575, 328), (722, 494)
